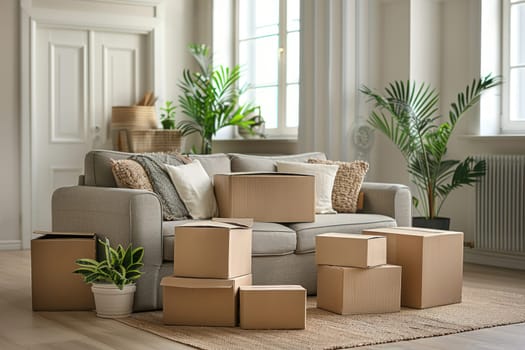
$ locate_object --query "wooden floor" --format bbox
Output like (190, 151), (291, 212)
(1, 250), (524, 350)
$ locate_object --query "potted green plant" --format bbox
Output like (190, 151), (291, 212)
(177, 44), (259, 154)
(73, 238), (144, 318)
(160, 100), (177, 130)
(360, 74), (501, 229)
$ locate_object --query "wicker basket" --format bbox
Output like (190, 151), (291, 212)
(111, 106), (158, 151)
(127, 129), (185, 153)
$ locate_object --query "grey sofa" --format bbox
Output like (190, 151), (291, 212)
(52, 150), (411, 311)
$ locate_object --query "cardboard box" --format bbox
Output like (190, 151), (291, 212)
(317, 264), (401, 315)
(161, 274), (252, 326)
(174, 219), (252, 279)
(240, 285), (306, 330)
(214, 172), (315, 223)
(31, 231), (96, 311)
(362, 227), (464, 309)
(316, 233), (386, 268)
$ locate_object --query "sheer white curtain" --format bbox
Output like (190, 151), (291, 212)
(298, 0), (365, 161)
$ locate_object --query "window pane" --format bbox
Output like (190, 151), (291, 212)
(286, 84), (299, 127)
(239, 0), (279, 39)
(510, 3), (525, 66)
(509, 68), (525, 121)
(239, 37), (279, 86)
(287, 0), (300, 32)
(254, 86), (278, 129)
(287, 31), (300, 83)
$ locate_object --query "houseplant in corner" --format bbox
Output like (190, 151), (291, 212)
(361, 74), (501, 229)
(177, 44), (259, 154)
(73, 238), (144, 318)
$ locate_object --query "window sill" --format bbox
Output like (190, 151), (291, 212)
(212, 138), (298, 154)
(460, 134), (525, 142)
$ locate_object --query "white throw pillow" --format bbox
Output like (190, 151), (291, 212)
(276, 161), (339, 214)
(165, 160), (219, 219)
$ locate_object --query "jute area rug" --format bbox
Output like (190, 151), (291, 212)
(116, 286), (525, 350)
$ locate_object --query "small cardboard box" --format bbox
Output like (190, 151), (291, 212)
(214, 172), (315, 223)
(174, 219), (252, 279)
(362, 227), (464, 309)
(31, 231), (96, 311)
(317, 264), (401, 315)
(161, 274), (252, 326)
(240, 285), (306, 330)
(316, 233), (387, 268)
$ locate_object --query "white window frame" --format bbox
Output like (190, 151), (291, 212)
(234, 0), (299, 137)
(502, 0), (525, 133)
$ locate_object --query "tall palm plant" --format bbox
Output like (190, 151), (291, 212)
(361, 75), (501, 220)
(177, 44), (258, 154)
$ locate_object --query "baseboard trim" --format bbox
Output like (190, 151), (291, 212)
(0, 240), (22, 251)
(464, 248), (525, 270)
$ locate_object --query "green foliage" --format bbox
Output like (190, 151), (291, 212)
(361, 74), (502, 219)
(73, 238), (144, 290)
(177, 44), (260, 154)
(160, 100), (177, 130)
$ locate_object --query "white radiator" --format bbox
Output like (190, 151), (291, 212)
(475, 155), (525, 255)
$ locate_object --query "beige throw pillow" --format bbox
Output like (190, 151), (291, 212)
(308, 158), (369, 213)
(165, 160), (219, 219)
(276, 161), (339, 214)
(111, 159), (153, 191)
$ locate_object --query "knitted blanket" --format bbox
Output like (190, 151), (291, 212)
(130, 153), (191, 220)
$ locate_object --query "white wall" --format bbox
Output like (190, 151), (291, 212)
(0, 0), (21, 249)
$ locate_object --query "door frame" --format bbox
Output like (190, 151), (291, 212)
(20, 0), (165, 249)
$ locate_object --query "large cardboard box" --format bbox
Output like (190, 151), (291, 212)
(317, 264), (401, 315)
(174, 219), (252, 279)
(161, 274), (252, 326)
(240, 285), (306, 330)
(316, 233), (386, 268)
(214, 172), (315, 223)
(362, 227), (464, 309)
(31, 231), (96, 311)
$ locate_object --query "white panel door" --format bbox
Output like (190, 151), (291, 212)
(34, 26), (90, 231)
(93, 31), (150, 148)
(33, 26), (151, 231)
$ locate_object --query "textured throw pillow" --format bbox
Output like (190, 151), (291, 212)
(165, 160), (219, 219)
(111, 159), (153, 191)
(308, 158), (369, 213)
(276, 161), (339, 214)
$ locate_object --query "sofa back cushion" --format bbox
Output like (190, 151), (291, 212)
(84, 150), (231, 187)
(229, 152), (327, 172)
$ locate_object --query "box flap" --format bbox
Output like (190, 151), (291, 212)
(33, 231), (96, 238)
(369, 227), (462, 237)
(161, 276), (235, 289)
(318, 233), (385, 240)
(212, 217), (253, 228)
(240, 285), (305, 291)
(179, 220), (248, 229)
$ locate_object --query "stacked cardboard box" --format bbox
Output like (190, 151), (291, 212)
(316, 233), (402, 315)
(161, 219), (253, 326)
(362, 227), (464, 309)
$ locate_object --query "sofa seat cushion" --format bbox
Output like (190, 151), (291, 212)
(162, 221), (296, 261)
(288, 213), (397, 254)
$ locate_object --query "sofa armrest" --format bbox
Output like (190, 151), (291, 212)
(360, 182), (412, 227)
(52, 186), (163, 266)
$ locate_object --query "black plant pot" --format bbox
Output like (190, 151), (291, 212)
(412, 217), (450, 230)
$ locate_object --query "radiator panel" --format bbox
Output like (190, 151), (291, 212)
(475, 155), (525, 254)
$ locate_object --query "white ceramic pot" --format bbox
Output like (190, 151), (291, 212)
(91, 283), (136, 318)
